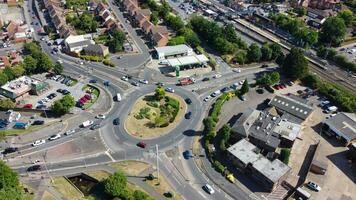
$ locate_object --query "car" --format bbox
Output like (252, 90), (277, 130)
(320, 100), (330, 107)
(213, 74), (221, 79)
(137, 141), (146, 148)
(203, 96), (210, 102)
(183, 150), (193, 159)
(96, 114), (106, 119)
(64, 129), (75, 136)
(202, 77), (210, 81)
(185, 98), (192, 104)
(256, 88), (264, 94)
(232, 68), (241, 73)
(221, 87), (230, 93)
(203, 184), (215, 194)
(32, 120), (44, 125)
(121, 76), (129, 81)
(113, 118), (120, 125)
(165, 87), (175, 93)
(32, 139), (46, 146)
(265, 85), (274, 93)
(156, 82), (165, 86)
(185, 111), (192, 119)
(23, 104), (33, 109)
(279, 84), (286, 89)
(297, 90), (303, 94)
(62, 90), (70, 95)
(36, 105), (47, 109)
(48, 134), (61, 141)
(27, 165), (41, 172)
(273, 84), (280, 90)
(306, 181), (321, 192)
(90, 124), (101, 130)
(240, 95), (246, 101)
(287, 81), (294, 86)
(89, 79), (97, 83)
(57, 89), (63, 93)
(139, 79), (148, 84)
(239, 80), (244, 85)
(2, 147), (18, 154)
(226, 174), (235, 183)
(131, 81), (140, 87)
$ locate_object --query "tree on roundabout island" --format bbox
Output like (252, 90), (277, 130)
(155, 86), (166, 101)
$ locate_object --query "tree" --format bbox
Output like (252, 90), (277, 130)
(23, 56), (38, 74)
(3, 67), (15, 81)
(337, 9), (355, 27)
(294, 7), (307, 17)
(319, 17), (347, 46)
(51, 95), (75, 116)
(269, 43), (282, 60)
(247, 43), (262, 63)
(0, 73), (8, 86)
(224, 24), (238, 43)
(234, 50), (247, 65)
(178, 28), (200, 47)
(11, 65), (25, 77)
(282, 48), (309, 80)
(240, 79), (249, 95)
(269, 71), (280, 84)
(37, 53), (54, 72)
(0, 99), (15, 109)
(104, 171), (128, 197)
(256, 72), (280, 86)
(133, 190), (154, 200)
(107, 29), (126, 53)
(150, 11), (159, 25)
(165, 15), (184, 31)
(167, 36), (186, 46)
(155, 86), (165, 100)
(0, 161), (24, 200)
(261, 44), (272, 61)
(53, 63), (63, 74)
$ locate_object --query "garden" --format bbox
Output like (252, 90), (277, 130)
(125, 87), (186, 139)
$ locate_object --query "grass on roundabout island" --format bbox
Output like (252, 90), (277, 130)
(125, 93), (187, 139)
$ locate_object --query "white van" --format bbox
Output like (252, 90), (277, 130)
(116, 93), (122, 102)
(325, 106), (337, 114)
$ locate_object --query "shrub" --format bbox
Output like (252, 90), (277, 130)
(103, 59), (115, 67)
(213, 160), (226, 174)
(146, 101), (159, 108)
(280, 148), (291, 165)
(80, 55), (104, 62)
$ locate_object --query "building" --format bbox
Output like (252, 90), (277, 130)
(268, 95), (313, 123)
(83, 44), (109, 57)
(166, 54), (209, 69)
(231, 107), (302, 151)
(0, 110), (21, 123)
(0, 76), (48, 100)
(323, 112), (356, 147)
(64, 34), (95, 54)
(291, 0), (340, 10)
(310, 143), (328, 175)
(228, 139), (291, 191)
(155, 45), (193, 60)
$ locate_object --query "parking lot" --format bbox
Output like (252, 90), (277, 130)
(18, 75), (86, 110)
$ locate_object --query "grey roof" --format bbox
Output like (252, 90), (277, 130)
(231, 108), (260, 137)
(228, 139), (291, 183)
(68, 40), (93, 49)
(324, 112), (356, 142)
(84, 44), (108, 54)
(155, 44), (191, 56)
(269, 95), (313, 120)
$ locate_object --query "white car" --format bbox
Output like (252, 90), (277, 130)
(306, 181), (321, 192)
(165, 87), (175, 93)
(203, 96), (210, 102)
(57, 60), (63, 64)
(96, 114), (106, 119)
(233, 68), (241, 73)
(64, 129), (75, 136)
(213, 74), (221, 79)
(121, 76), (129, 81)
(203, 184), (215, 194)
(49, 134), (61, 141)
(32, 139), (46, 146)
(239, 80), (245, 85)
(139, 79), (148, 84)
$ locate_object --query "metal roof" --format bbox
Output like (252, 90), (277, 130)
(166, 54), (209, 67)
(155, 45), (191, 56)
(269, 95), (313, 120)
(324, 112), (356, 142)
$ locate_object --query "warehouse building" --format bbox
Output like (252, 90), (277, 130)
(155, 44), (193, 60)
(323, 112), (356, 147)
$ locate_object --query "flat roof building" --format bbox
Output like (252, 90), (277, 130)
(155, 44), (193, 60)
(166, 54), (209, 68)
(228, 139), (291, 191)
(64, 34), (95, 53)
(323, 112), (356, 146)
(0, 76), (34, 99)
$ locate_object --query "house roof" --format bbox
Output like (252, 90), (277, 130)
(84, 44), (108, 54)
(142, 19), (153, 33)
(104, 18), (116, 28)
(96, 2), (107, 13)
(231, 108), (260, 137)
(6, 21), (18, 36)
(269, 95), (313, 120)
(52, 14), (65, 28)
(137, 9), (151, 17)
(135, 13), (148, 25)
(101, 9), (112, 20)
(58, 25), (74, 38)
(152, 32), (168, 43)
(324, 112), (356, 142)
(151, 25), (169, 36)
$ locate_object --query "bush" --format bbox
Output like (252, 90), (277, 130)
(213, 160), (226, 174)
(165, 96), (180, 123)
(80, 55), (104, 62)
(146, 101), (159, 108)
(103, 59), (115, 67)
(0, 99), (16, 109)
(280, 148), (291, 165)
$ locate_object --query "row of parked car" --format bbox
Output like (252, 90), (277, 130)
(50, 74), (75, 86)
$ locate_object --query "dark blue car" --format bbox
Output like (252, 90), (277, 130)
(185, 111), (192, 119)
(183, 150), (193, 159)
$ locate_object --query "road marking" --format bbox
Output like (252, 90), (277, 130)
(197, 191), (207, 199)
(105, 150), (115, 162)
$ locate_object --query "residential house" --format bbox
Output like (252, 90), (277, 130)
(141, 19), (153, 34)
(6, 21), (19, 40)
(58, 25), (74, 38)
(136, 13), (149, 28)
(83, 44), (109, 57)
(0, 56), (10, 68)
(152, 32), (168, 47)
(43, 0), (62, 8)
(52, 14), (65, 29)
(291, 0), (340, 10)
(104, 18), (116, 29)
(64, 34), (95, 54)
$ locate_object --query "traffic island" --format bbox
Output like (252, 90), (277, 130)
(125, 91), (187, 139)
(79, 85), (100, 110)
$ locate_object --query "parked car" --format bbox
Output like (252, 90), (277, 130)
(2, 147), (18, 154)
(131, 81), (139, 87)
(57, 89), (63, 93)
(183, 150), (193, 159)
(139, 79), (148, 84)
(221, 87), (230, 93)
(89, 79), (97, 83)
(203, 96), (210, 102)
(96, 114), (106, 119)
(239, 80), (244, 85)
(32, 120), (45, 125)
(213, 74), (221, 79)
(137, 141), (146, 148)
(306, 181), (321, 192)
(203, 184), (215, 194)
(36, 105), (47, 109)
(185, 111), (192, 119)
(165, 87), (175, 93)
(121, 76), (129, 81)
(23, 104), (33, 109)
(32, 139), (46, 146)
(48, 134), (61, 141)
(265, 85), (274, 93)
(64, 129), (75, 136)
(27, 165), (41, 172)
(202, 77), (210, 81)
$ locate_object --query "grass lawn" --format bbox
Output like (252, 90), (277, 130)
(94, 34), (109, 44)
(110, 160), (151, 176)
(69, 79), (78, 87)
(0, 122), (55, 136)
(146, 171), (183, 200)
(85, 171), (110, 181)
(52, 177), (84, 200)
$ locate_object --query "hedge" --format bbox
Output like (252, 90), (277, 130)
(280, 148), (291, 165)
(80, 55), (104, 62)
(103, 59), (115, 67)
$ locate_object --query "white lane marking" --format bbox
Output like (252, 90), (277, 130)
(198, 191), (208, 199)
(105, 150), (115, 162)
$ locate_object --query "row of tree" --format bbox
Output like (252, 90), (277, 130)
(316, 46), (356, 73)
(66, 13), (99, 34)
(0, 161), (26, 199)
(234, 43), (283, 65)
(256, 71), (280, 86)
(104, 171), (154, 200)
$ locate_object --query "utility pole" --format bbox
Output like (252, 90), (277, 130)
(156, 144), (159, 181)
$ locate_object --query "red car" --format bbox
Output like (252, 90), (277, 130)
(23, 104), (33, 109)
(273, 85), (280, 90)
(279, 84), (285, 89)
(137, 141), (146, 148)
(84, 94), (91, 100)
(80, 97), (88, 103)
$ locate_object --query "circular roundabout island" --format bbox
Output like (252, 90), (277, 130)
(124, 87), (187, 139)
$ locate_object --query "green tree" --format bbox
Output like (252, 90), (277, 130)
(0, 161), (24, 200)
(178, 28), (200, 47)
(0, 99), (15, 109)
(234, 50), (247, 65)
(294, 7), (307, 17)
(11, 65), (25, 77)
(0, 73), (8, 86)
(38, 54), (54, 72)
(270, 71), (280, 84)
(247, 43), (262, 63)
(282, 48), (309, 80)
(269, 43), (283, 60)
(51, 95), (75, 116)
(240, 79), (249, 95)
(167, 36), (186, 46)
(261, 44), (272, 61)
(53, 63), (63, 75)
(155, 86), (165, 100)
(337, 9), (355, 27)
(107, 29), (126, 53)
(23, 56), (38, 74)
(104, 171), (128, 197)
(319, 17), (347, 46)
(150, 11), (159, 25)
(224, 24), (238, 43)
(133, 190), (154, 200)
(3, 67), (15, 81)
(165, 15), (184, 31)
(256, 72), (280, 86)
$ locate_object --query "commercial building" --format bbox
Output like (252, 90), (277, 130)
(155, 45), (193, 60)
(64, 34), (95, 54)
(323, 112), (356, 147)
(228, 139), (291, 191)
(83, 44), (109, 57)
(0, 110), (21, 123)
(290, 0), (340, 10)
(166, 54), (209, 69)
